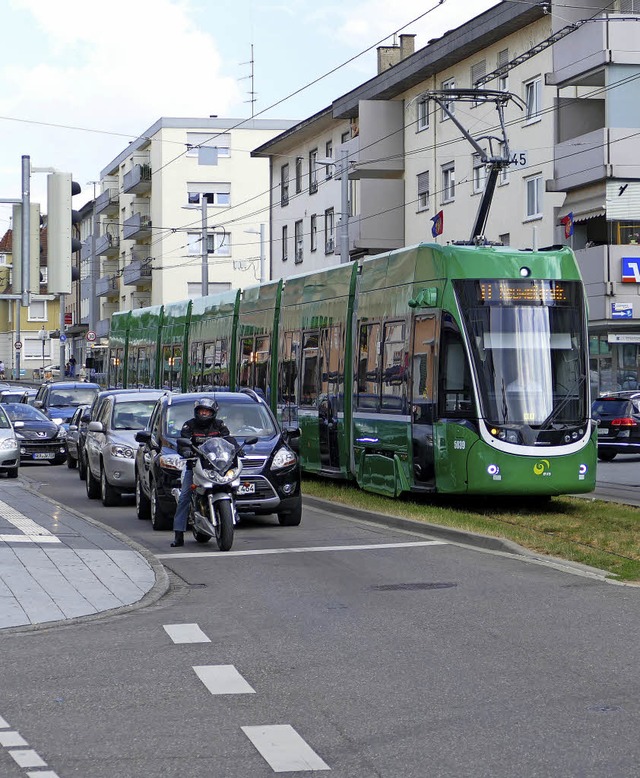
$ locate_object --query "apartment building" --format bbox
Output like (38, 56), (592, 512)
(253, 0), (640, 395)
(67, 116), (296, 360)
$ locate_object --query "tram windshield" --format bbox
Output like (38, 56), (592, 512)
(453, 279), (588, 432)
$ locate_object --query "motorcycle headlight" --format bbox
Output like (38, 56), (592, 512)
(0, 438), (17, 449)
(110, 444), (135, 459)
(159, 454), (186, 471)
(205, 467), (239, 484)
(271, 446), (297, 471)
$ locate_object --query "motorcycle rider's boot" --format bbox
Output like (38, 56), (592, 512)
(170, 531), (184, 547)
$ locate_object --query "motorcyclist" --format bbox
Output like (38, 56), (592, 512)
(171, 398), (230, 547)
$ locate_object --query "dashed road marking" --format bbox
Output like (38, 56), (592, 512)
(157, 539), (447, 560)
(8, 749), (48, 769)
(0, 499), (60, 545)
(193, 665), (256, 695)
(242, 724), (331, 772)
(163, 623), (211, 643)
(0, 713), (60, 776)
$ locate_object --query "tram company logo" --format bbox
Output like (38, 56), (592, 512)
(533, 459), (551, 477)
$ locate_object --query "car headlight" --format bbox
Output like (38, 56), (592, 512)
(51, 417), (64, 425)
(0, 438), (17, 449)
(271, 446), (297, 471)
(110, 444), (135, 459)
(159, 454), (186, 471)
(57, 428), (67, 439)
(15, 432), (25, 440)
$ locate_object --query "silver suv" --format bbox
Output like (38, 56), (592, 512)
(85, 390), (166, 506)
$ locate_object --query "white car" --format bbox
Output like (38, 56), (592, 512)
(0, 404), (19, 478)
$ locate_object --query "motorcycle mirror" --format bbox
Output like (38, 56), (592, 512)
(176, 437), (193, 448)
(243, 436), (259, 446)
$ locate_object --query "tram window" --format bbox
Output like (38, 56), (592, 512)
(381, 321), (407, 413)
(254, 336), (270, 394)
(161, 345), (172, 389)
(320, 325), (342, 410)
(439, 330), (473, 416)
(238, 337), (253, 388)
(171, 346), (183, 389)
(357, 322), (381, 411)
(301, 331), (319, 406)
(203, 342), (216, 389)
(216, 339), (229, 388)
(412, 316), (436, 424)
(191, 342), (204, 390)
(279, 331), (300, 405)
(138, 347), (150, 388)
(128, 347), (138, 388)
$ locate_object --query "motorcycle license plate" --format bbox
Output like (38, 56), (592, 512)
(237, 482), (255, 495)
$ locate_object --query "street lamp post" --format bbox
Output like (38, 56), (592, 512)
(38, 326), (47, 377)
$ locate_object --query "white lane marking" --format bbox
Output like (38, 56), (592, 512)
(0, 499), (60, 545)
(8, 749), (48, 768)
(242, 724), (330, 772)
(193, 665), (256, 695)
(0, 731), (27, 747)
(157, 539), (446, 560)
(27, 772), (60, 778)
(164, 624), (211, 644)
(0, 716), (9, 728)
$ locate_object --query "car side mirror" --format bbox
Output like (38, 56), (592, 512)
(68, 424), (78, 432)
(285, 427), (301, 440)
(135, 430), (151, 445)
(13, 421), (24, 428)
(88, 421), (104, 433)
(243, 436), (259, 446)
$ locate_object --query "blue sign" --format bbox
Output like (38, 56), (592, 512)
(612, 302), (633, 319)
(59, 334), (67, 342)
(622, 257), (640, 283)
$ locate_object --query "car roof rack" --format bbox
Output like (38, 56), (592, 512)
(239, 387), (263, 404)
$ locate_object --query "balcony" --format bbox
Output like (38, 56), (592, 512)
(95, 318), (111, 339)
(336, 100), (404, 180)
(96, 275), (118, 297)
(123, 212), (152, 240)
(123, 258), (152, 286)
(95, 188), (119, 216)
(95, 232), (120, 257)
(123, 163), (152, 195)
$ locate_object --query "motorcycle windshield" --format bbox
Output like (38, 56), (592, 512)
(199, 436), (236, 472)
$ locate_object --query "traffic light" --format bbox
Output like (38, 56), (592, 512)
(47, 172), (82, 294)
(11, 203), (41, 294)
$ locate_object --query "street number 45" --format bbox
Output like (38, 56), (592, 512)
(509, 150), (528, 167)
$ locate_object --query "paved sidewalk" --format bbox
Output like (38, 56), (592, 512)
(0, 479), (167, 631)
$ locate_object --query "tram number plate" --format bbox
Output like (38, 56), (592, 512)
(237, 482), (255, 495)
(597, 428), (609, 436)
(33, 452), (55, 459)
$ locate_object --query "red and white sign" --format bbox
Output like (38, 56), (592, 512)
(14, 341), (22, 350)
(86, 331), (97, 342)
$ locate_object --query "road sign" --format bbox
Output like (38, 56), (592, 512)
(14, 341), (22, 350)
(86, 331), (97, 342)
(64, 312), (73, 325)
(612, 302), (633, 319)
(60, 333), (67, 342)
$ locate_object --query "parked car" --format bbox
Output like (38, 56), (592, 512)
(0, 404), (19, 478)
(85, 390), (167, 506)
(33, 381), (100, 431)
(591, 393), (640, 460)
(18, 389), (38, 405)
(2, 403), (68, 465)
(65, 404), (91, 469)
(134, 390), (302, 531)
(0, 389), (33, 404)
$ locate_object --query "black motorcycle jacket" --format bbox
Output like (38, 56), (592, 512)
(180, 416), (231, 469)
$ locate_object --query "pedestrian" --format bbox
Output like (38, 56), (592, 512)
(171, 398), (230, 547)
(68, 355), (77, 377)
(64, 362), (71, 377)
(0, 360), (5, 380)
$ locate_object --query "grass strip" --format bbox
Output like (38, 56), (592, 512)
(302, 477), (640, 582)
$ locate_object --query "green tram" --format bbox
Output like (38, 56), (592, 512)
(107, 242), (597, 497)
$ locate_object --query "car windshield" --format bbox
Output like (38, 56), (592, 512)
(3, 403), (50, 422)
(165, 399), (277, 439)
(591, 399), (636, 417)
(111, 400), (158, 430)
(49, 388), (98, 407)
(0, 407), (10, 429)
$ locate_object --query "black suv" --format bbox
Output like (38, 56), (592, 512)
(592, 392), (640, 460)
(134, 390), (302, 531)
(33, 381), (100, 430)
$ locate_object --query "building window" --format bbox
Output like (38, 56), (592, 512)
(282, 225), (288, 262)
(499, 233), (510, 246)
(442, 163), (455, 202)
(441, 78), (455, 120)
(28, 300), (46, 321)
(186, 132), (230, 158)
(341, 131), (350, 144)
(325, 140), (333, 179)
(472, 155), (486, 194)
(324, 208), (334, 254)
(524, 77), (542, 122)
(187, 231), (230, 257)
(294, 220), (303, 264)
(471, 60), (486, 104)
(417, 98), (429, 131)
(186, 185), (231, 207)
(281, 163), (289, 207)
(295, 157), (303, 194)
(309, 149), (318, 194)
(310, 214), (317, 252)
(417, 172), (429, 211)
(525, 175), (543, 219)
(187, 282), (232, 298)
(497, 48), (509, 92)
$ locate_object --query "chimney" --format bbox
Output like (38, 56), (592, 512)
(377, 34), (416, 74)
(400, 34), (415, 60)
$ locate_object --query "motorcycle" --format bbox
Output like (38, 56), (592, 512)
(174, 435), (257, 551)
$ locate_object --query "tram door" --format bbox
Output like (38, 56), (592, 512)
(411, 315), (437, 486)
(318, 325), (341, 470)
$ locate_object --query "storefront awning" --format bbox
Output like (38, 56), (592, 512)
(559, 183), (606, 222)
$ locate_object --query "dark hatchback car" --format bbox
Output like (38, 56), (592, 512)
(66, 404), (91, 469)
(591, 392), (640, 460)
(33, 381), (100, 430)
(3, 403), (68, 464)
(134, 390), (302, 531)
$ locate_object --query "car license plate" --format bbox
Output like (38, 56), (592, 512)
(237, 482), (255, 495)
(597, 428), (609, 436)
(33, 452), (55, 460)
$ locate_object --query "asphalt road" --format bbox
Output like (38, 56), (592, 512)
(0, 463), (637, 777)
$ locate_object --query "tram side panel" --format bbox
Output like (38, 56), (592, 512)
(124, 306), (163, 389)
(187, 290), (240, 392)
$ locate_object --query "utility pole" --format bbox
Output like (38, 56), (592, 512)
(88, 182), (99, 334)
(339, 148), (349, 265)
(201, 196), (208, 296)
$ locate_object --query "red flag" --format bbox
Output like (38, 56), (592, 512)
(431, 210), (444, 238)
(560, 212), (574, 239)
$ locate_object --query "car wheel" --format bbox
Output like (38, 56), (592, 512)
(67, 452), (77, 469)
(135, 474), (151, 520)
(598, 451), (617, 462)
(101, 466), (120, 507)
(78, 450), (87, 481)
(6, 466), (19, 479)
(150, 481), (173, 531)
(278, 500), (302, 526)
(85, 464), (100, 499)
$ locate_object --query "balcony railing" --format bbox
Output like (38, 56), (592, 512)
(95, 318), (111, 338)
(95, 232), (120, 257)
(123, 212), (152, 240)
(123, 163), (152, 195)
(123, 259), (152, 286)
(96, 275), (118, 297)
(95, 188), (119, 215)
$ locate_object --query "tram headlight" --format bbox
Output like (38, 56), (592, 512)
(520, 266), (531, 277)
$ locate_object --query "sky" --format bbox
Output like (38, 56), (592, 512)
(0, 0), (499, 234)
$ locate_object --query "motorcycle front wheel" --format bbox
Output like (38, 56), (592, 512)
(214, 500), (234, 552)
